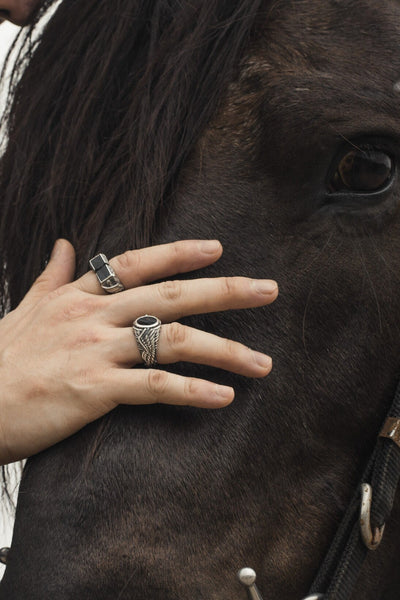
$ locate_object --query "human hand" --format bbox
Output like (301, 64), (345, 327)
(0, 239), (278, 464)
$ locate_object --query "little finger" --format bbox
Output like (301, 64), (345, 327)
(104, 368), (235, 408)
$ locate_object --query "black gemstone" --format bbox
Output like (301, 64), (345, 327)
(89, 254), (107, 271)
(96, 264), (112, 283)
(137, 316), (157, 326)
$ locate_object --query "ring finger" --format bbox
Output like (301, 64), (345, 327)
(109, 322), (272, 377)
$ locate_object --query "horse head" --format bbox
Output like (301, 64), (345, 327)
(1, 0), (400, 598)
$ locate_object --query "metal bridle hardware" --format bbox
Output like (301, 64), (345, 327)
(238, 569), (264, 600)
(360, 483), (385, 550)
(379, 417), (400, 449)
(2, 405), (400, 598)
(0, 547), (9, 565)
(238, 414), (400, 599)
(307, 392), (400, 598)
(237, 568), (325, 600)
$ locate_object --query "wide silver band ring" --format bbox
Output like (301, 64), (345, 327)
(89, 253), (125, 294)
(133, 315), (161, 367)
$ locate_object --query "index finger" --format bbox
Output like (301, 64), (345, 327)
(73, 240), (223, 294)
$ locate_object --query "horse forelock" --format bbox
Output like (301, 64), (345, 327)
(0, 0), (267, 312)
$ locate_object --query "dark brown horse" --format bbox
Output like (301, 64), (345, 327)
(1, 0), (400, 598)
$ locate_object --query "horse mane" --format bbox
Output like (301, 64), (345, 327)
(0, 0), (265, 314)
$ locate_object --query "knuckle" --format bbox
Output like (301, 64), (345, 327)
(45, 284), (70, 303)
(70, 328), (103, 349)
(74, 368), (98, 393)
(171, 241), (182, 259)
(26, 378), (49, 401)
(146, 369), (169, 397)
(221, 276), (238, 296)
(32, 274), (52, 295)
(0, 344), (13, 366)
(66, 365), (100, 398)
(60, 295), (102, 321)
(165, 322), (188, 348)
(36, 286), (71, 318)
(184, 377), (200, 398)
(113, 250), (137, 273)
(171, 240), (188, 262)
(158, 280), (182, 303)
(224, 338), (238, 360)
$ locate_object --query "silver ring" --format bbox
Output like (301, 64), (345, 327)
(133, 315), (161, 367)
(89, 253), (125, 294)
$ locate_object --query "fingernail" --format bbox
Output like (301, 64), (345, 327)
(253, 352), (272, 370)
(214, 384), (234, 401)
(51, 239), (63, 259)
(252, 279), (278, 294)
(199, 240), (221, 254)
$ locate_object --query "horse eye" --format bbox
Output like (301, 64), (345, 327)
(330, 148), (393, 193)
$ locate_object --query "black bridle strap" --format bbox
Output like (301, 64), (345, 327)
(308, 380), (400, 600)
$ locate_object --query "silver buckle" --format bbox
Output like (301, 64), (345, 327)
(360, 483), (385, 550)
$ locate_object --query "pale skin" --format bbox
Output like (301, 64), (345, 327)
(0, 3), (278, 466)
(0, 239), (278, 465)
(0, 0), (41, 25)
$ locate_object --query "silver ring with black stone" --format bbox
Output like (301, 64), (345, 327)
(132, 315), (162, 367)
(89, 253), (125, 294)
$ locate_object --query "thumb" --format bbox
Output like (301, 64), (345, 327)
(21, 239), (76, 308)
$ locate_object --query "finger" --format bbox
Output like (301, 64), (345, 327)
(110, 323), (272, 377)
(104, 368), (235, 408)
(105, 277), (278, 326)
(19, 239), (76, 309)
(73, 239), (223, 294)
